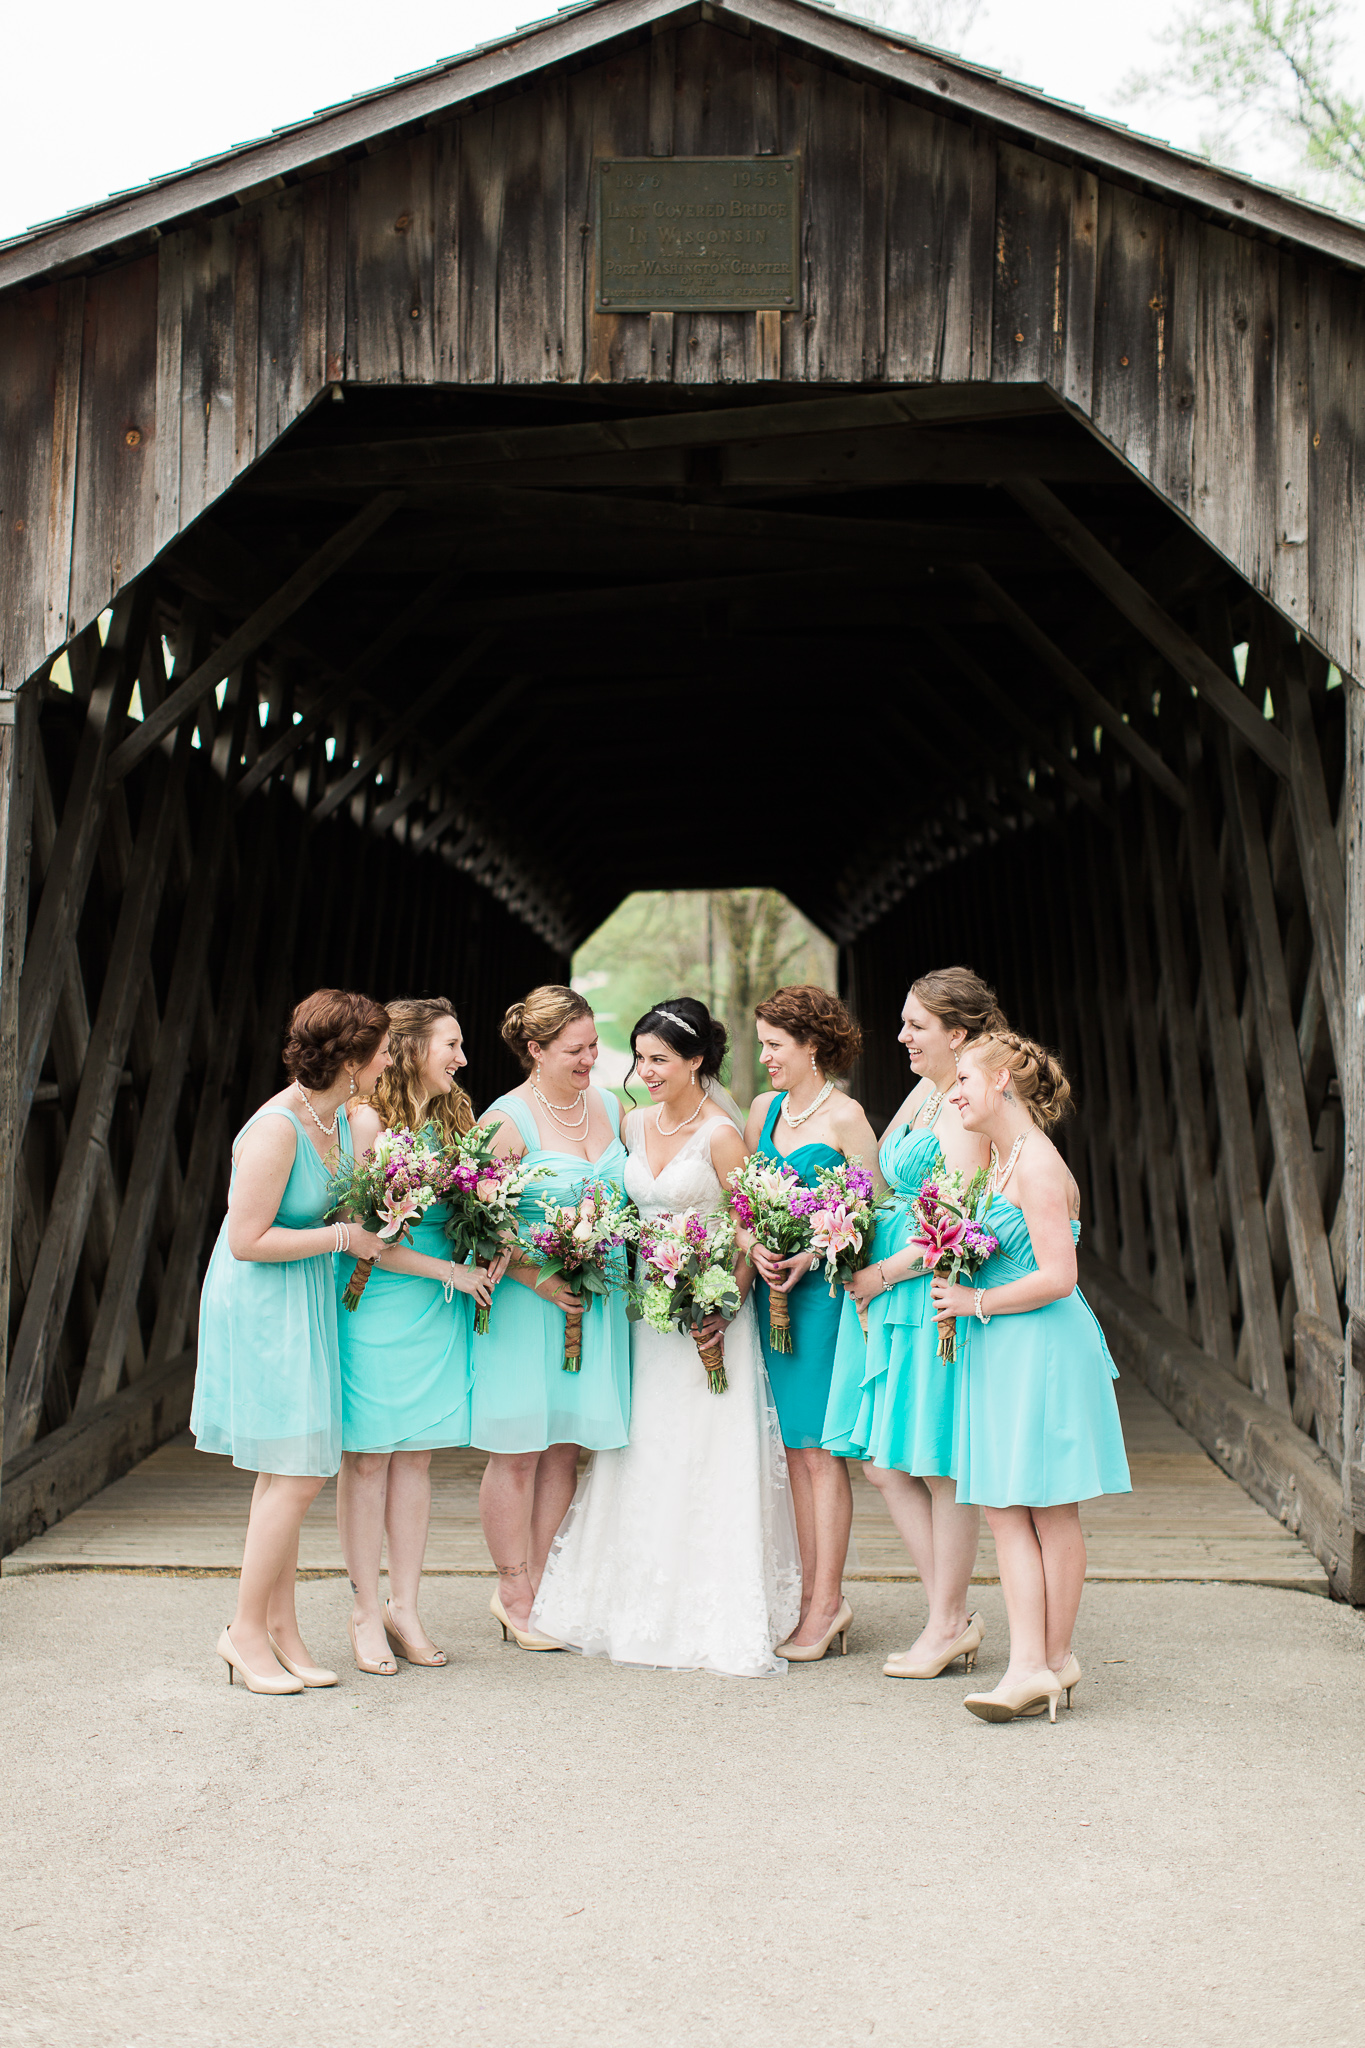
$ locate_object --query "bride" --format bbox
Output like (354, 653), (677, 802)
(531, 997), (802, 1677)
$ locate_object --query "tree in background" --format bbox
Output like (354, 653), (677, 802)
(573, 890), (836, 1108)
(1124, 1), (1365, 217)
(848, 0), (986, 49)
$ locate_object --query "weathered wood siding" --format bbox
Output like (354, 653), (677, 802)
(3, 18), (1362, 689)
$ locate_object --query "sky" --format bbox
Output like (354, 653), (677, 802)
(3, 0), (1364, 243)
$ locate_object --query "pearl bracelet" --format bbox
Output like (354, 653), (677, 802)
(330, 1221), (352, 1255)
(443, 1262), (458, 1304)
(974, 1289), (991, 1326)
(879, 1261), (891, 1293)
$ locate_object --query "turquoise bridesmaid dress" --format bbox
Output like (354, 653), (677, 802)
(468, 1090), (631, 1454)
(337, 1126), (473, 1454)
(754, 1093), (846, 1451)
(822, 1117), (958, 1475)
(952, 1197), (1132, 1507)
(191, 1105), (352, 1476)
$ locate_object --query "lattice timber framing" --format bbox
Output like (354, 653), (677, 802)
(2, 0), (1365, 1591)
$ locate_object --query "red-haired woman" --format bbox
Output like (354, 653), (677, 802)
(746, 985), (882, 1663)
(191, 989), (391, 1694)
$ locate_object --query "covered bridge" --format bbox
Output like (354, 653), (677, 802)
(2, 0), (1364, 1593)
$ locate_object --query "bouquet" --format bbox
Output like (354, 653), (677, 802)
(441, 1120), (553, 1334)
(526, 1178), (635, 1371)
(909, 1165), (998, 1363)
(628, 1208), (743, 1394)
(727, 1154), (818, 1354)
(805, 1160), (887, 1333)
(326, 1127), (449, 1311)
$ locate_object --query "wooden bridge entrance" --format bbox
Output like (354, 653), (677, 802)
(2, 0), (1364, 1593)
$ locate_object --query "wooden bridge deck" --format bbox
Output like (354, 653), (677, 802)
(2, 1377), (1327, 1589)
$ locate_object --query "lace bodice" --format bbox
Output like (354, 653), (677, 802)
(623, 1110), (732, 1223)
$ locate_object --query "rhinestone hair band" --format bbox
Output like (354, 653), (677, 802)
(653, 1007), (698, 1036)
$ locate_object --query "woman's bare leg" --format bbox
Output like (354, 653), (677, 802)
(336, 1451), (393, 1667)
(784, 1447), (853, 1648)
(384, 1450), (438, 1653)
(232, 1472), (327, 1674)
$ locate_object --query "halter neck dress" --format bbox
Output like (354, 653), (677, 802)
(822, 1108), (959, 1475)
(952, 1196), (1132, 1507)
(468, 1088), (631, 1454)
(754, 1093), (846, 1450)
(191, 1103), (352, 1477)
(337, 1123), (473, 1453)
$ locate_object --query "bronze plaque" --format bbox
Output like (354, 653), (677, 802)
(595, 157), (801, 314)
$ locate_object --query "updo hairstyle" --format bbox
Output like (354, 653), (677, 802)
(281, 988), (390, 1092)
(965, 1030), (1072, 1130)
(630, 996), (728, 1080)
(753, 984), (862, 1077)
(366, 996), (474, 1144)
(911, 965), (1008, 1042)
(500, 985), (594, 1072)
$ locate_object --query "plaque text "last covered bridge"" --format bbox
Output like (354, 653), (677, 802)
(595, 158), (802, 313)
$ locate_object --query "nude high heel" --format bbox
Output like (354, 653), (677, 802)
(1055, 1653), (1082, 1708)
(490, 1592), (563, 1652)
(963, 1672), (1065, 1724)
(383, 1598), (447, 1668)
(217, 1626), (304, 1695)
(883, 1612), (983, 1680)
(349, 1614), (398, 1677)
(780, 1599), (852, 1664)
(268, 1634), (338, 1687)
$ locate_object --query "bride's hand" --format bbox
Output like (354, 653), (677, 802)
(692, 1314), (726, 1349)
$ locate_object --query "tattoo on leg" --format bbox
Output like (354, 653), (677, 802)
(497, 1562), (529, 1580)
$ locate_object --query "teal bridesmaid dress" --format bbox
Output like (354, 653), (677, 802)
(754, 1094), (846, 1450)
(952, 1198), (1132, 1507)
(191, 1105), (352, 1476)
(822, 1116), (958, 1476)
(337, 1125), (473, 1454)
(468, 1090), (631, 1454)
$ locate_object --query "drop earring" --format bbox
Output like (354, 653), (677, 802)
(811, 1052), (818, 1075)
(349, 1074), (357, 1097)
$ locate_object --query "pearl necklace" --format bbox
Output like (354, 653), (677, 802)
(295, 1080), (340, 1139)
(532, 1083), (589, 1136)
(990, 1133), (1027, 1195)
(781, 1078), (835, 1130)
(656, 1095), (707, 1138)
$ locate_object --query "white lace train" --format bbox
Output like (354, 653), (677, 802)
(531, 1114), (802, 1679)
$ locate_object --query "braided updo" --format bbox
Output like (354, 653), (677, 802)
(965, 1030), (1072, 1129)
(281, 988), (389, 1091)
(910, 965), (1008, 1042)
(500, 985), (594, 1071)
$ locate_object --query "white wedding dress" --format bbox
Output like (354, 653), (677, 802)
(531, 1110), (802, 1678)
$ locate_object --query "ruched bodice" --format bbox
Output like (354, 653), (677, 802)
(467, 1088), (631, 1453)
(953, 1195), (1131, 1508)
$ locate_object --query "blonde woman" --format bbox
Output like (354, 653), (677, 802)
(471, 986), (630, 1650)
(336, 998), (501, 1676)
(930, 1032), (1131, 1724)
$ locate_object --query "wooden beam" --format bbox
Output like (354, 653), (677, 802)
(927, 628), (1107, 817)
(370, 674), (531, 834)
(0, 685), (38, 1478)
(1179, 748), (1289, 1404)
(1345, 681), (1365, 1527)
(107, 494), (405, 782)
(968, 567), (1187, 809)
(1007, 480), (1292, 780)
(310, 631), (498, 825)
(1265, 618), (1348, 1073)
(257, 386), (1057, 490)
(233, 565), (466, 806)
(4, 729), (193, 1453)
(15, 585), (149, 1131)
(1219, 732), (1342, 1340)
(1141, 781), (1238, 1374)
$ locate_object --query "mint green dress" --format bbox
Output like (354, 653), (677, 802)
(754, 1094), (845, 1450)
(337, 1127), (473, 1454)
(822, 1117), (958, 1475)
(952, 1198), (1132, 1507)
(191, 1105), (351, 1476)
(468, 1090), (632, 1454)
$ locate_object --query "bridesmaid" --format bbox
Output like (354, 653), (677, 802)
(930, 1031), (1132, 1724)
(746, 985), (882, 1663)
(336, 998), (502, 1677)
(471, 986), (631, 1650)
(823, 968), (999, 1680)
(191, 989), (391, 1693)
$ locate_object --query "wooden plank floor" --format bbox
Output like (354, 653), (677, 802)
(2, 1374), (1328, 1589)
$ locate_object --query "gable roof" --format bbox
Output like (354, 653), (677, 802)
(3, 0), (1365, 294)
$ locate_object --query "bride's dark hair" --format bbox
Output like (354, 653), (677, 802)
(626, 996), (728, 1106)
